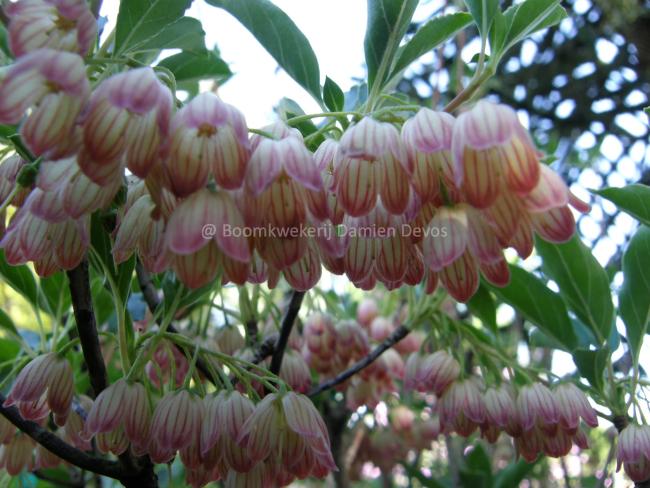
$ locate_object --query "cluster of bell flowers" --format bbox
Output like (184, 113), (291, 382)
(404, 350), (599, 461)
(0, 1), (590, 304)
(0, 351), (336, 487)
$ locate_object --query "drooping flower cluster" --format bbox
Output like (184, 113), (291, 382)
(403, 354), (598, 462)
(0, 0), (589, 303)
(296, 308), (421, 410)
(1, 349), (337, 487)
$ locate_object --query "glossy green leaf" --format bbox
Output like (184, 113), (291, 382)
(206, 0), (322, 101)
(573, 347), (609, 392)
(390, 12), (472, 79)
(277, 98), (323, 149)
(40, 272), (71, 317)
(0, 309), (18, 336)
(494, 459), (537, 488)
(619, 225), (650, 363)
(127, 17), (207, 53)
(364, 0), (418, 89)
(488, 9), (508, 55)
(115, 0), (192, 54)
(504, 0), (566, 51)
(489, 265), (577, 351)
(593, 184), (650, 227)
(467, 283), (498, 334)
(536, 235), (614, 342)
(464, 0), (499, 37)
(0, 24), (11, 57)
(116, 255), (136, 302)
(0, 338), (19, 362)
(0, 250), (39, 307)
(157, 50), (232, 83)
(323, 76), (345, 112)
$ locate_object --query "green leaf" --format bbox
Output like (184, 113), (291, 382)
(464, 0), (499, 37)
(0, 23), (11, 57)
(504, 0), (566, 50)
(0, 124), (17, 141)
(364, 0), (418, 89)
(0, 309), (18, 336)
(157, 50), (232, 83)
(593, 184), (650, 227)
(40, 272), (71, 317)
(573, 347), (609, 392)
(127, 17), (207, 53)
(619, 225), (650, 363)
(206, 0), (322, 102)
(464, 444), (492, 477)
(0, 337), (19, 362)
(467, 283), (497, 334)
(389, 12), (473, 79)
(0, 250), (39, 307)
(535, 235), (614, 342)
(488, 9), (508, 55)
(494, 459), (538, 488)
(116, 255), (136, 303)
(323, 76), (345, 112)
(115, 0), (192, 54)
(488, 266), (577, 351)
(277, 98), (323, 148)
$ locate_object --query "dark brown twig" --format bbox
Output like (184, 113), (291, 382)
(67, 261), (108, 397)
(0, 394), (125, 480)
(309, 325), (410, 397)
(68, 261), (157, 487)
(269, 290), (305, 375)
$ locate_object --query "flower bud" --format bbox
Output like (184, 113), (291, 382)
(439, 379), (486, 436)
(337, 117), (410, 216)
(554, 382), (598, 433)
(4, 352), (73, 425)
(6, 0), (97, 56)
(401, 108), (456, 204)
(0, 433), (34, 475)
(451, 100), (540, 208)
(150, 390), (204, 454)
(516, 383), (560, 434)
(356, 298), (379, 328)
(165, 92), (250, 196)
(81, 67), (172, 181)
(279, 350), (312, 394)
(0, 49), (89, 158)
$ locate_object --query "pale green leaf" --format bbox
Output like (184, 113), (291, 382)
(364, 0), (419, 89)
(115, 0), (192, 54)
(206, 0), (322, 101)
(619, 225), (650, 363)
(536, 235), (614, 342)
(593, 184), (650, 227)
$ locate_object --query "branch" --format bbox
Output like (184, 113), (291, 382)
(269, 290), (305, 375)
(67, 261), (108, 396)
(309, 324), (410, 397)
(69, 261), (158, 487)
(0, 394), (125, 480)
(251, 334), (277, 364)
